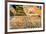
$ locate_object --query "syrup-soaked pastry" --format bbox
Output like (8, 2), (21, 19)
(27, 15), (41, 28)
(10, 16), (26, 29)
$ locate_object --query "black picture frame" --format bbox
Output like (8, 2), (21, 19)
(5, 1), (45, 34)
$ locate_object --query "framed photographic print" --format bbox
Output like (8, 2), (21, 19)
(5, 0), (45, 34)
